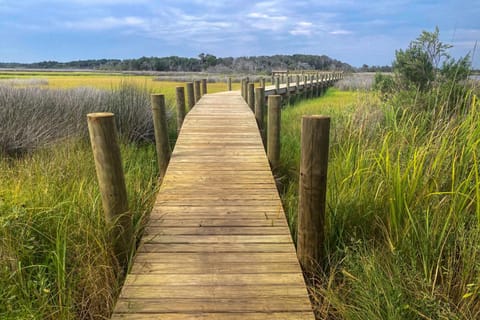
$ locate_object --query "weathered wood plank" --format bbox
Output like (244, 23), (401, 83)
(112, 312), (314, 320)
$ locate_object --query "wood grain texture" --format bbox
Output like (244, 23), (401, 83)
(111, 91), (313, 319)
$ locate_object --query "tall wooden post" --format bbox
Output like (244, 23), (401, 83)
(286, 76), (291, 105)
(254, 87), (265, 132)
(151, 94), (171, 181)
(247, 83), (255, 111)
(267, 95), (281, 169)
(297, 115), (330, 275)
(201, 78), (207, 95)
(87, 112), (131, 267)
(227, 77), (232, 91)
(186, 82), (195, 110)
(194, 80), (201, 103)
(241, 79), (245, 98)
(175, 86), (186, 133)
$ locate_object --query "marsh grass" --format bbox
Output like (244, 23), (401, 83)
(0, 80), (181, 318)
(279, 87), (480, 319)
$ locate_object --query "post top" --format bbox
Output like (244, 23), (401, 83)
(87, 112), (114, 118)
(302, 115), (331, 120)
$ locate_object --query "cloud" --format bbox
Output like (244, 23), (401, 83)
(330, 29), (352, 35)
(64, 16), (147, 31)
(290, 21), (314, 36)
(247, 12), (289, 31)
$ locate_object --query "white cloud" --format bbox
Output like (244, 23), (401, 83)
(64, 16), (147, 31)
(330, 29), (352, 35)
(290, 21), (314, 36)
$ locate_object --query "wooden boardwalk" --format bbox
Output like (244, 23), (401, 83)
(112, 91), (314, 319)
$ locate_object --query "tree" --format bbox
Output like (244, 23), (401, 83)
(392, 27), (468, 91)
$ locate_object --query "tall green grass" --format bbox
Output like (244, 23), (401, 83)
(279, 87), (480, 319)
(0, 82), (178, 319)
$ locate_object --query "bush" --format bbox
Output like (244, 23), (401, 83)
(0, 82), (160, 156)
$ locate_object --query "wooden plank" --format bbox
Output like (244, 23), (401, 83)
(137, 243), (295, 253)
(114, 297), (312, 313)
(129, 262), (302, 274)
(144, 226), (291, 235)
(132, 252), (300, 264)
(119, 285), (308, 299)
(112, 312), (314, 320)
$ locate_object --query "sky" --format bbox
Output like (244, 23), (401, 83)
(0, 0), (479, 68)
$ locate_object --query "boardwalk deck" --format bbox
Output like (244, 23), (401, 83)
(112, 91), (314, 319)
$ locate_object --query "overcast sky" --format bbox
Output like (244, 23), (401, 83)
(0, 0), (478, 67)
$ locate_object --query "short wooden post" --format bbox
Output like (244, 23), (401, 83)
(261, 77), (266, 88)
(271, 74), (275, 85)
(254, 87), (265, 131)
(267, 95), (281, 169)
(275, 77), (280, 94)
(201, 78), (207, 95)
(303, 76), (308, 99)
(194, 80), (201, 103)
(244, 79), (249, 103)
(241, 79), (245, 98)
(315, 73), (320, 97)
(186, 82), (195, 110)
(247, 82), (255, 111)
(309, 76), (314, 99)
(151, 94), (171, 181)
(87, 112), (131, 266)
(175, 86), (186, 133)
(227, 77), (232, 91)
(297, 115), (330, 275)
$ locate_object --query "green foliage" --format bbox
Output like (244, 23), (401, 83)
(393, 27), (470, 92)
(373, 72), (396, 96)
(279, 88), (480, 319)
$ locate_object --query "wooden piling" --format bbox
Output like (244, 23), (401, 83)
(227, 77), (232, 91)
(267, 95), (281, 169)
(186, 82), (195, 110)
(194, 80), (201, 103)
(87, 112), (131, 266)
(151, 94), (171, 181)
(261, 77), (266, 88)
(247, 82), (255, 111)
(275, 77), (280, 94)
(201, 79), (207, 95)
(254, 87), (265, 131)
(297, 115), (330, 275)
(175, 86), (186, 133)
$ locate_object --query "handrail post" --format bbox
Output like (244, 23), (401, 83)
(275, 77), (280, 94)
(201, 78), (207, 95)
(194, 80), (201, 103)
(254, 87), (265, 137)
(297, 115), (330, 275)
(151, 94), (171, 181)
(175, 86), (186, 133)
(186, 82), (195, 110)
(247, 82), (255, 111)
(267, 95), (281, 170)
(227, 77), (232, 91)
(87, 112), (131, 267)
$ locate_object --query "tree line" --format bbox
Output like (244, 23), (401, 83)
(0, 54), (358, 73)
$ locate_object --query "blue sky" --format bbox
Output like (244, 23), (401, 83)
(0, 0), (479, 67)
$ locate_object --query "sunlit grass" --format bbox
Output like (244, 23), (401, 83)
(280, 88), (480, 319)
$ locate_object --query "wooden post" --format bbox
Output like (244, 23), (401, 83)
(151, 94), (171, 181)
(261, 77), (266, 88)
(286, 76), (290, 105)
(87, 112), (131, 266)
(194, 80), (201, 103)
(241, 79), (245, 98)
(303, 76), (308, 99)
(297, 115), (330, 274)
(254, 87), (265, 131)
(275, 77), (280, 94)
(309, 76), (314, 99)
(315, 73), (320, 97)
(248, 82), (255, 111)
(267, 95), (281, 169)
(186, 82), (195, 110)
(175, 86), (186, 133)
(227, 77), (232, 91)
(201, 78), (207, 95)
(271, 74), (275, 85)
